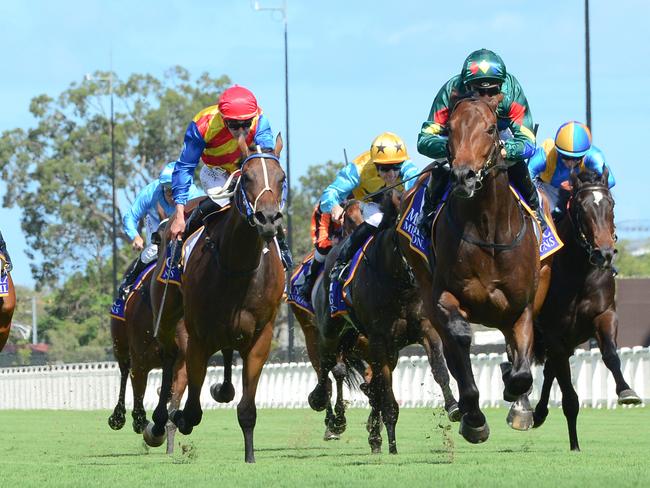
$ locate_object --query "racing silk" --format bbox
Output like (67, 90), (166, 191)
(123, 180), (204, 241)
(319, 151), (420, 213)
(172, 104), (274, 205)
(418, 73), (536, 162)
(528, 139), (615, 188)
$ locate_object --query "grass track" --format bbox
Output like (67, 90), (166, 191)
(0, 407), (648, 487)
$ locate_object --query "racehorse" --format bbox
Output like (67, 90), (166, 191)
(108, 265), (188, 455)
(290, 200), (366, 441)
(400, 93), (540, 444)
(308, 191), (460, 454)
(144, 135), (286, 463)
(529, 168), (641, 451)
(0, 259), (15, 352)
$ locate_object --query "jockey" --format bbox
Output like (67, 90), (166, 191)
(417, 48), (545, 231)
(0, 230), (12, 274)
(298, 132), (419, 298)
(117, 161), (204, 299)
(529, 121), (615, 220)
(167, 85), (292, 268)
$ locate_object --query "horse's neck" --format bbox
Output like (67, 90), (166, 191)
(557, 215), (591, 275)
(374, 229), (409, 280)
(217, 209), (265, 272)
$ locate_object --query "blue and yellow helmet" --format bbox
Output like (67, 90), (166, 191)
(159, 161), (175, 187)
(554, 121), (592, 158)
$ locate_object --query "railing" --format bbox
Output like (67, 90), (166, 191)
(0, 347), (647, 410)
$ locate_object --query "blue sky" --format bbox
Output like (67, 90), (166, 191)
(1, 0), (648, 287)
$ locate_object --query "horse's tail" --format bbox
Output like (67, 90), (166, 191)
(532, 319), (547, 365)
(333, 328), (367, 391)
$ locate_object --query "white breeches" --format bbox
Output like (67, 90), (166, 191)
(362, 202), (383, 228)
(537, 181), (561, 210)
(200, 165), (231, 207)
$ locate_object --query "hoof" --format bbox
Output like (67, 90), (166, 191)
(323, 428), (340, 441)
(507, 403), (534, 431)
(445, 402), (462, 423)
(459, 415), (490, 444)
(617, 389), (642, 405)
(143, 422), (165, 448)
(370, 445), (382, 454)
(210, 382), (235, 403)
(108, 412), (126, 430)
(308, 388), (328, 412)
(171, 410), (194, 436)
(532, 410), (548, 429)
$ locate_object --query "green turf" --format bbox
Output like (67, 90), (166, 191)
(0, 407), (647, 487)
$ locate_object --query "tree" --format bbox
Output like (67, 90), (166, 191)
(0, 67), (231, 286)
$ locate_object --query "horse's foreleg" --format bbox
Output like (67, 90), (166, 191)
(594, 310), (641, 405)
(210, 348), (236, 403)
(434, 292), (488, 444)
(130, 365), (150, 433)
(308, 334), (337, 412)
(369, 340), (399, 455)
(108, 356), (129, 430)
(502, 306), (534, 398)
(172, 337), (209, 436)
(421, 326), (459, 422)
(533, 360), (555, 428)
(238, 322), (273, 464)
(166, 358), (188, 455)
(551, 352), (580, 451)
(366, 373), (383, 454)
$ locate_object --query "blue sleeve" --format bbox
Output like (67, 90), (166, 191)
(400, 160), (421, 191)
(173, 121), (206, 205)
(122, 181), (158, 241)
(319, 163), (360, 213)
(253, 114), (274, 149)
(187, 183), (206, 200)
(527, 147), (547, 181)
(585, 146), (615, 188)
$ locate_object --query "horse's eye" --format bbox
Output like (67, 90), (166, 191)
(487, 125), (497, 135)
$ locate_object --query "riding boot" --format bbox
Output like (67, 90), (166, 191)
(0, 231), (12, 273)
(329, 222), (375, 282)
(418, 161), (451, 237)
(508, 160), (548, 232)
(276, 226), (293, 270)
(552, 188), (571, 223)
(117, 257), (148, 300)
(184, 197), (221, 239)
(297, 258), (323, 302)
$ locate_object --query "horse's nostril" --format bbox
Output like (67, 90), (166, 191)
(254, 212), (267, 224)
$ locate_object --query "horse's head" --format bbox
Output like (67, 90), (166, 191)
(235, 134), (286, 241)
(447, 93), (504, 198)
(342, 200), (364, 237)
(568, 167), (617, 268)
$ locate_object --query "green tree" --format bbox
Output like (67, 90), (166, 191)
(0, 67), (230, 286)
(615, 240), (650, 277)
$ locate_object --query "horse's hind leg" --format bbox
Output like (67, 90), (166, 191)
(329, 360), (347, 436)
(144, 340), (178, 446)
(421, 327), (460, 422)
(594, 311), (641, 405)
(166, 358), (188, 455)
(308, 334), (337, 412)
(171, 337), (210, 436)
(533, 360), (555, 428)
(131, 365), (150, 433)
(370, 342), (399, 454)
(552, 352), (580, 451)
(210, 348), (236, 403)
(238, 322), (274, 463)
(366, 374), (383, 454)
(108, 355), (129, 430)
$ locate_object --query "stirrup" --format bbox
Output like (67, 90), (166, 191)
(329, 261), (349, 283)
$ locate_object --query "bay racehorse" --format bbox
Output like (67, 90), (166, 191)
(529, 168), (641, 451)
(290, 199), (366, 441)
(108, 263), (188, 454)
(0, 257), (15, 352)
(144, 135), (286, 463)
(308, 191), (460, 453)
(400, 93), (540, 444)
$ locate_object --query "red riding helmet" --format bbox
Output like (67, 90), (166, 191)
(218, 85), (259, 120)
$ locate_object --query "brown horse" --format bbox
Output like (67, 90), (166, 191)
(108, 265), (188, 454)
(290, 200), (366, 440)
(308, 192), (460, 454)
(400, 93), (540, 444)
(144, 136), (286, 463)
(529, 168), (641, 451)
(0, 261), (15, 352)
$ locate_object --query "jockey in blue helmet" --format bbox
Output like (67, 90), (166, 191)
(117, 161), (204, 299)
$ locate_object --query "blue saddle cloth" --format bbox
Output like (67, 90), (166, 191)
(286, 253), (320, 315)
(155, 240), (183, 286)
(110, 262), (156, 321)
(0, 273), (8, 298)
(328, 235), (374, 317)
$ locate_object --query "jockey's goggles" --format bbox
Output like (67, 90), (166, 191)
(225, 118), (253, 130)
(162, 184), (172, 192)
(377, 164), (402, 173)
(470, 84), (502, 97)
(562, 155), (583, 166)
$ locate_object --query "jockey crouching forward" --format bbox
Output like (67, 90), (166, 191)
(118, 161), (204, 299)
(417, 48), (545, 232)
(529, 120), (615, 221)
(298, 132), (419, 299)
(167, 85), (292, 268)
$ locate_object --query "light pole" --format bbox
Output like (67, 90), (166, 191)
(253, 1), (295, 362)
(85, 72), (118, 298)
(585, 0), (592, 130)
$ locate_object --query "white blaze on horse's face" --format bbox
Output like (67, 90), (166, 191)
(592, 191), (604, 206)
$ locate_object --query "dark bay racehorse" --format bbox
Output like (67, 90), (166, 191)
(308, 192), (459, 454)
(0, 261), (15, 352)
(108, 267), (188, 454)
(145, 136), (286, 463)
(290, 200), (366, 440)
(530, 169), (641, 451)
(400, 93), (540, 444)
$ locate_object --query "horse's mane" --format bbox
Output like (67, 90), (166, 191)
(377, 190), (400, 232)
(449, 89), (479, 112)
(575, 168), (604, 185)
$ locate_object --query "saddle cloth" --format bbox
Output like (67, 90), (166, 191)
(110, 263), (156, 321)
(286, 252), (319, 315)
(329, 235), (375, 318)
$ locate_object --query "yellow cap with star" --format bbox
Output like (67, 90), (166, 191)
(369, 132), (409, 165)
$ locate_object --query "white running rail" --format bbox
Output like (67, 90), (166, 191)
(0, 347), (647, 410)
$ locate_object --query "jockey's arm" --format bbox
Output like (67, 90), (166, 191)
(253, 114), (274, 149)
(417, 82), (452, 160)
(527, 146), (548, 184)
(320, 163), (361, 222)
(400, 160), (421, 192)
(502, 80), (536, 162)
(586, 146), (616, 188)
(122, 181), (158, 243)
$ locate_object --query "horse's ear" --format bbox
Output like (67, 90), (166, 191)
(601, 165), (609, 185)
(238, 134), (250, 158)
(569, 169), (580, 190)
(274, 132), (283, 157)
(486, 93), (504, 112)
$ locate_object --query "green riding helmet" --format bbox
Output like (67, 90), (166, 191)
(461, 48), (507, 88)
